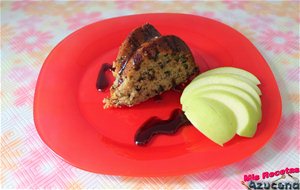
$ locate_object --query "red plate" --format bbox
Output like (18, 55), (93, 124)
(34, 13), (282, 176)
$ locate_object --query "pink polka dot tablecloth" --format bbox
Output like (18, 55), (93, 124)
(1, 1), (299, 189)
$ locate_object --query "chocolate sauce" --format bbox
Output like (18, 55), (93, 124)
(118, 50), (138, 75)
(133, 53), (143, 70)
(172, 83), (186, 92)
(96, 63), (112, 91)
(118, 57), (130, 75)
(118, 24), (161, 75)
(153, 95), (162, 102)
(163, 36), (181, 53)
(134, 109), (191, 146)
(118, 36), (137, 75)
(143, 23), (161, 41)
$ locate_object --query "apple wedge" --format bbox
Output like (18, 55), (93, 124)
(181, 84), (262, 122)
(193, 73), (262, 95)
(192, 90), (259, 137)
(183, 98), (237, 146)
(182, 74), (262, 106)
(194, 67), (261, 85)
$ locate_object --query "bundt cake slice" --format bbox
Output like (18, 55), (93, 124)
(103, 33), (198, 108)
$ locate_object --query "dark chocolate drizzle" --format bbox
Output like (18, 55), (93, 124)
(133, 53), (143, 70)
(118, 24), (161, 76)
(134, 109), (191, 146)
(143, 45), (158, 61)
(118, 56), (130, 75)
(164, 36), (177, 52)
(96, 63), (112, 91)
(153, 95), (162, 102)
(143, 23), (160, 41)
(172, 82), (187, 92)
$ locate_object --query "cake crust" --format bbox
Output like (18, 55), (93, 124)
(113, 23), (161, 76)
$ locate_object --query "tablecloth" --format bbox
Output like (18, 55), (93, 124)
(1, 1), (299, 189)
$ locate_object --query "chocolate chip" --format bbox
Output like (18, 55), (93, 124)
(158, 85), (164, 92)
(138, 76), (144, 82)
(158, 62), (165, 69)
(164, 71), (171, 77)
(147, 69), (155, 80)
(180, 56), (187, 63)
(135, 86), (142, 92)
(183, 63), (188, 69)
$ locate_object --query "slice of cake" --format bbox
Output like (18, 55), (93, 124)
(104, 24), (198, 108)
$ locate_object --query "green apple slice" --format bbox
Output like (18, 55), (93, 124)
(183, 98), (237, 146)
(186, 90), (259, 137)
(192, 73), (262, 95)
(182, 74), (262, 106)
(195, 67), (261, 85)
(181, 84), (262, 122)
